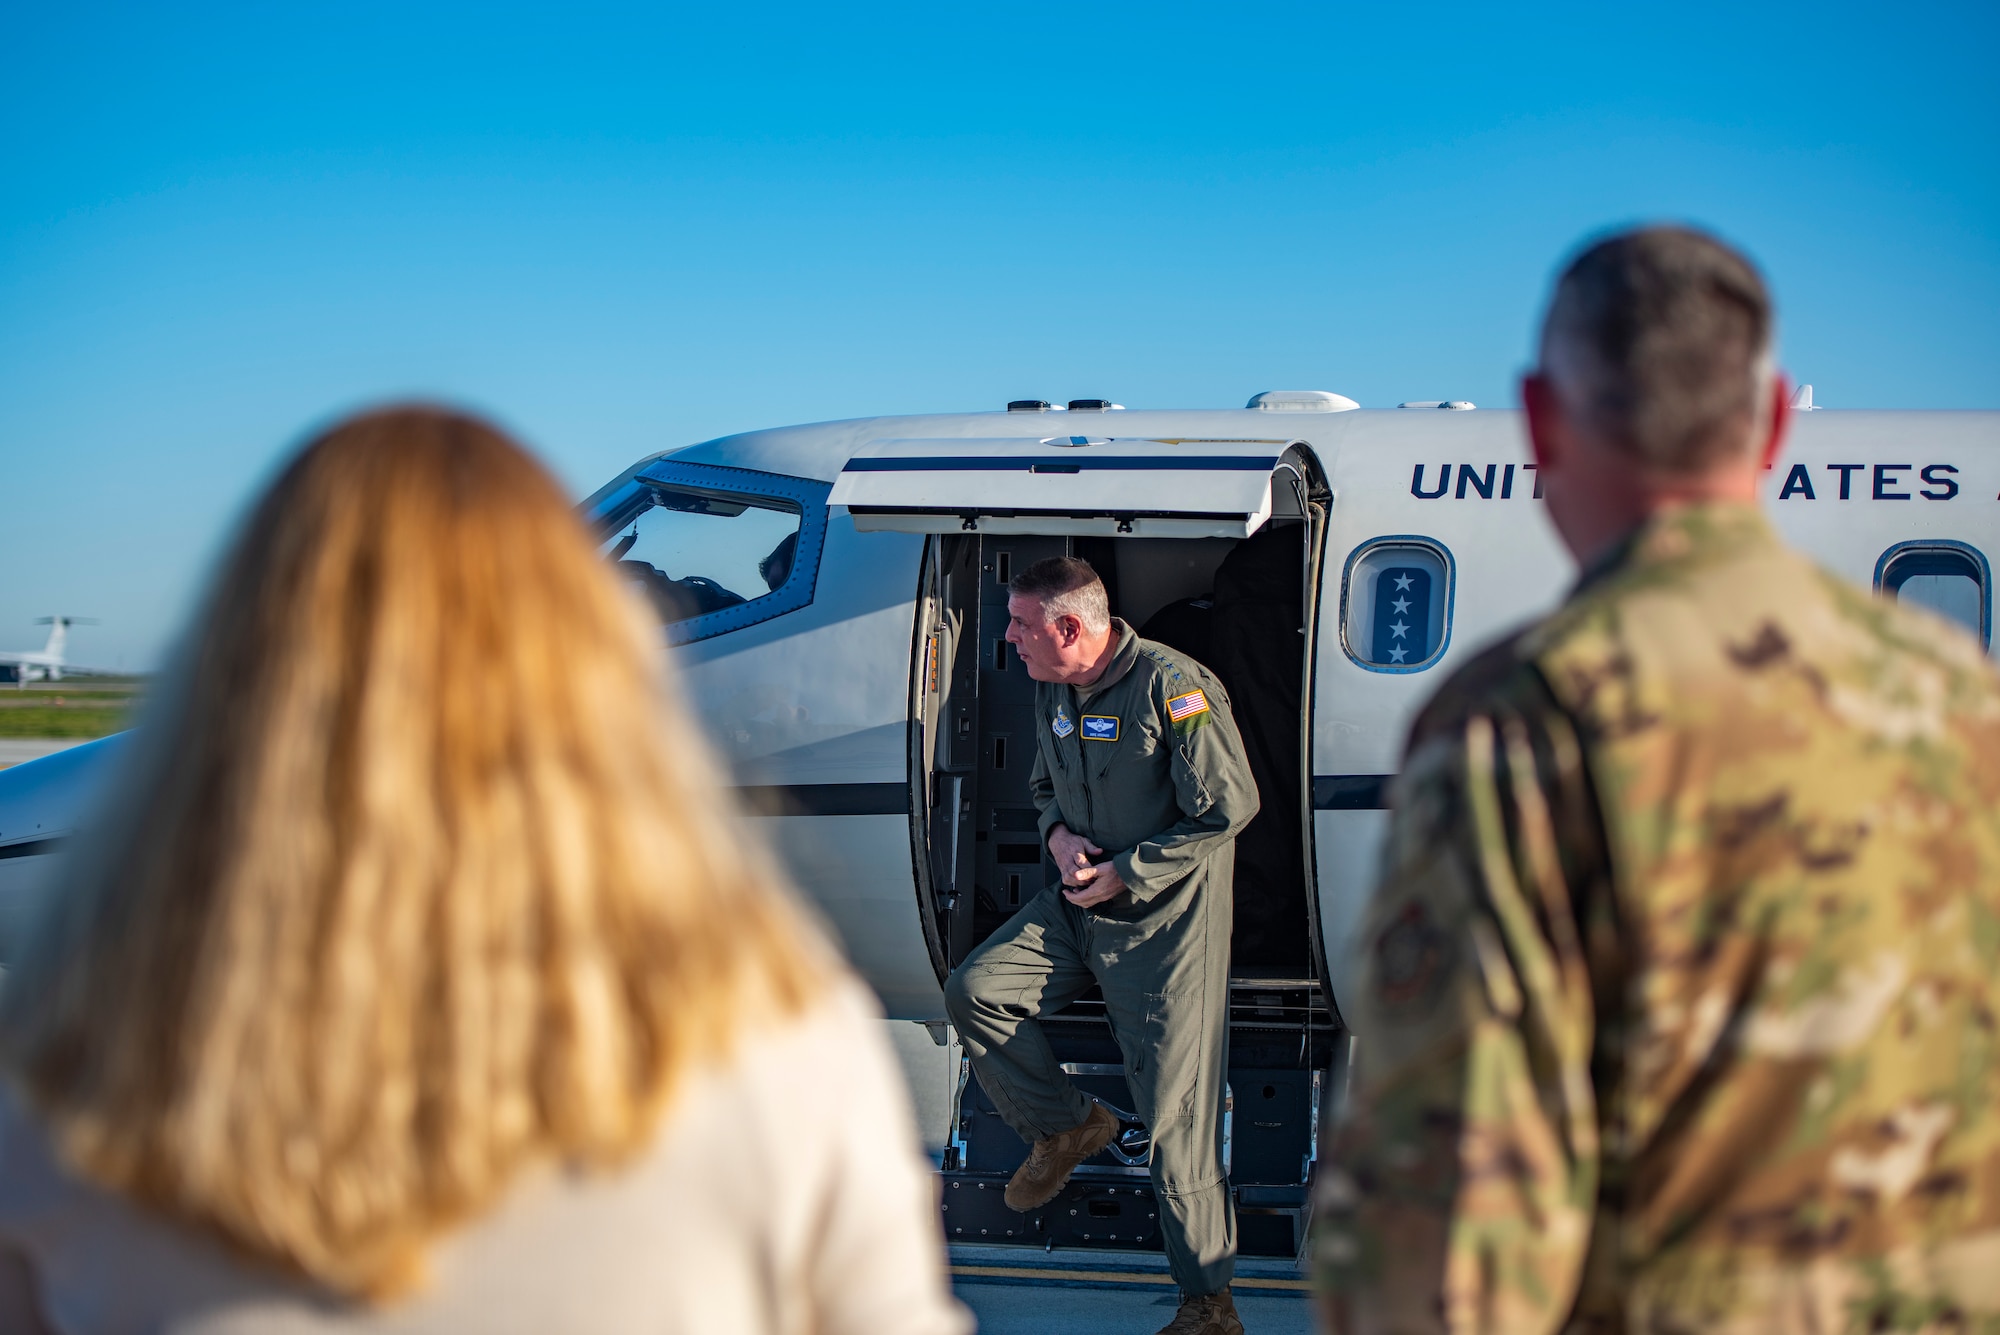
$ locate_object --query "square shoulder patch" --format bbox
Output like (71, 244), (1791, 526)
(1080, 714), (1120, 742)
(1166, 689), (1210, 725)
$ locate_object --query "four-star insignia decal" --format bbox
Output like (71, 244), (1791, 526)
(1370, 565), (1434, 671)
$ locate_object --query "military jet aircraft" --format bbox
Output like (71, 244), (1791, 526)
(0, 617), (103, 686)
(2, 388), (1994, 1258)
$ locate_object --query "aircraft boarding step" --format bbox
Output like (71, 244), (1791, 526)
(940, 1048), (1334, 1261)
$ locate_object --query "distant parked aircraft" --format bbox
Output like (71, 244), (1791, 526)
(0, 617), (103, 686)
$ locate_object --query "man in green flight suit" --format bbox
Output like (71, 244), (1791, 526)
(944, 556), (1260, 1335)
(1314, 226), (2000, 1332)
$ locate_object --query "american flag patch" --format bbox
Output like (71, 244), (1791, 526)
(1167, 690), (1210, 723)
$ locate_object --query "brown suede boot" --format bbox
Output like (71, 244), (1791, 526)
(1002, 1102), (1120, 1211)
(1154, 1289), (1245, 1335)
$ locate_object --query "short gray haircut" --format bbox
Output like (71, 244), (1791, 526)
(1009, 556), (1110, 634)
(1540, 225), (1774, 474)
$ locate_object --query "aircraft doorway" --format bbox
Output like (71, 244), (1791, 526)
(839, 434), (1337, 995)
(884, 439), (1338, 1259)
(910, 529), (1321, 980)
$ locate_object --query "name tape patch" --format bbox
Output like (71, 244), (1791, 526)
(1166, 690), (1210, 723)
(1051, 710), (1075, 738)
(1081, 715), (1120, 742)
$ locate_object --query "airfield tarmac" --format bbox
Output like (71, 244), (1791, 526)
(0, 737), (81, 770)
(950, 1243), (1313, 1333)
(888, 1024), (1315, 1332)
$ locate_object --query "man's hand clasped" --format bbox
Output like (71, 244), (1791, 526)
(1049, 823), (1127, 908)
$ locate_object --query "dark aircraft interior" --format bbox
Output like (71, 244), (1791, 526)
(911, 517), (1334, 1257)
(912, 526), (1315, 977)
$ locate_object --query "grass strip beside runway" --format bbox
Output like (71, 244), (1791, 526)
(0, 706), (127, 738)
(0, 684), (142, 739)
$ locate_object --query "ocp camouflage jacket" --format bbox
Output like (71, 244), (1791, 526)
(1314, 504), (2000, 1334)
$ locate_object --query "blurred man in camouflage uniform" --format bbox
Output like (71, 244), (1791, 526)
(1313, 226), (2000, 1333)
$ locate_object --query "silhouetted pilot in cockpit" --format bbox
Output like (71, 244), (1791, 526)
(758, 532), (797, 592)
(612, 528), (798, 625)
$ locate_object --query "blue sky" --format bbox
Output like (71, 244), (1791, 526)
(3, 1), (1996, 669)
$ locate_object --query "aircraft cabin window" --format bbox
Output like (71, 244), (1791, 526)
(1340, 538), (1454, 672)
(1875, 540), (1991, 649)
(595, 463), (831, 645)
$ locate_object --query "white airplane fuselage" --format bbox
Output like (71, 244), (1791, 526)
(582, 404), (2000, 1016)
(1, 402), (1993, 1255)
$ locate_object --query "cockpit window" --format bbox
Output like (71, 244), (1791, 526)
(593, 462), (832, 645)
(1876, 540), (1991, 649)
(609, 489), (802, 624)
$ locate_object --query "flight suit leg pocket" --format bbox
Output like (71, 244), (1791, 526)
(1128, 986), (1205, 1121)
(1144, 987), (1200, 1103)
(1137, 984), (1232, 1195)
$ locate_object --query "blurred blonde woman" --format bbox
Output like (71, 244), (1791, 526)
(0, 408), (968, 1335)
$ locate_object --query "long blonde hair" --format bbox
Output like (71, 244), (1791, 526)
(0, 408), (830, 1295)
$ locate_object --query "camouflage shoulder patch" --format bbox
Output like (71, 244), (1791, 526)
(1372, 901), (1452, 1011)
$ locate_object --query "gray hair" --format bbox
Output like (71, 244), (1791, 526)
(1009, 556), (1110, 634)
(1540, 225), (1774, 474)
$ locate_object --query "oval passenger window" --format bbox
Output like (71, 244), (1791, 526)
(1876, 541), (1991, 650)
(1341, 539), (1455, 672)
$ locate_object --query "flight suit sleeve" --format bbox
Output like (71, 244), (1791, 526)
(1109, 672), (1261, 903)
(1030, 742), (1067, 849)
(1311, 688), (1608, 1335)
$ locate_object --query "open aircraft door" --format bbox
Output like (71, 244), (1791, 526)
(830, 435), (1302, 540)
(834, 434), (1340, 1258)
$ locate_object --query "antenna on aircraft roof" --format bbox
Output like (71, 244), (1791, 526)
(1791, 384), (1817, 411)
(1248, 390), (1359, 412)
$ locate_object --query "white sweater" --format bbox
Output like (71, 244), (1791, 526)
(0, 982), (971, 1335)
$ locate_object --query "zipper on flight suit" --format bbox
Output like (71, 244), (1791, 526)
(1091, 680), (1140, 781)
(1057, 684), (1096, 833)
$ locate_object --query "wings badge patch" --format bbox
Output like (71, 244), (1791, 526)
(1166, 690), (1210, 723)
(1080, 715), (1119, 742)
(1051, 709), (1075, 738)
